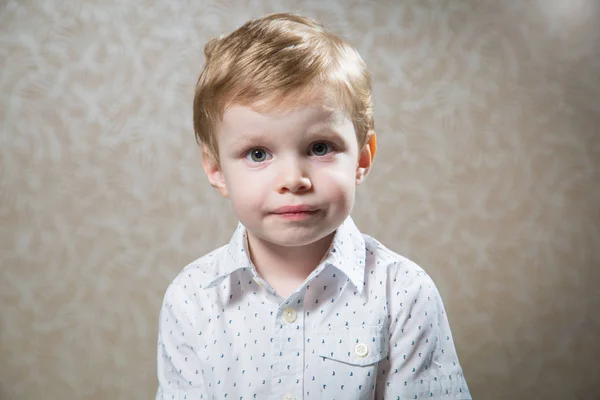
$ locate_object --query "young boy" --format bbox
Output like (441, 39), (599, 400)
(157, 13), (471, 400)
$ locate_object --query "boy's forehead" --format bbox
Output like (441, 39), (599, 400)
(226, 83), (349, 118)
(219, 97), (350, 134)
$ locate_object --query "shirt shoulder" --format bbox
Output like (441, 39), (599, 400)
(167, 244), (229, 293)
(363, 233), (432, 289)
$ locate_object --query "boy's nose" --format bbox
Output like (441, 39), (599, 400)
(277, 160), (312, 194)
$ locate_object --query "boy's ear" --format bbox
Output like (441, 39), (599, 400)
(356, 131), (376, 185)
(201, 144), (229, 197)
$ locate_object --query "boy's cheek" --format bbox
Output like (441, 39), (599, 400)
(224, 173), (257, 200)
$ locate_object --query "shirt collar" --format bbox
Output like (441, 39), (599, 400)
(204, 216), (366, 294)
(321, 216), (366, 294)
(203, 222), (254, 289)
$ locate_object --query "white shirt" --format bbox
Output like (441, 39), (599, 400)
(156, 216), (471, 400)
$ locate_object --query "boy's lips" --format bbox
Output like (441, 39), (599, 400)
(271, 205), (318, 214)
(270, 205), (319, 221)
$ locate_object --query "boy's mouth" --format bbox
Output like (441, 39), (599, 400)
(272, 205), (318, 214)
(270, 205), (319, 220)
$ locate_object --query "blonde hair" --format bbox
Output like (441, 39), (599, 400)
(193, 13), (374, 163)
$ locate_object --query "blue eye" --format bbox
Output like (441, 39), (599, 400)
(309, 142), (332, 156)
(246, 148), (272, 163)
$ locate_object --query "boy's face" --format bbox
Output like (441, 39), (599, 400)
(203, 94), (373, 248)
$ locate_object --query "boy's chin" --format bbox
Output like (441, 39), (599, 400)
(269, 235), (329, 248)
(249, 224), (336, 248)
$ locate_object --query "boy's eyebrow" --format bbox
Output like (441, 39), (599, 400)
(230, 131), (270, 146)
(228, 125), (347, 148)
(306, 126), (346, 141)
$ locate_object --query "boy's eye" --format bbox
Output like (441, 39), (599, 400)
(309, 142), (333, 157)
(246, 148), (272, 163)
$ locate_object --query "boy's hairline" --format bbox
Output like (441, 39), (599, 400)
(194, 13), (374, 166)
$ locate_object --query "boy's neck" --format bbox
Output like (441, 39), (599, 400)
(246, 231), (335, 298)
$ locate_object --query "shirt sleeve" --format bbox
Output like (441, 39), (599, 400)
(376, 268), (471, 399)
(156, 282), (208, 400)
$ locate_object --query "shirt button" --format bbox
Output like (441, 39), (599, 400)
(355, 343), (369, 357)
(283, 394), (295, 400)
(283, 307), (297, 323)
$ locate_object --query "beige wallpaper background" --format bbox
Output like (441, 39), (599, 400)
(1, 0), (599, 399)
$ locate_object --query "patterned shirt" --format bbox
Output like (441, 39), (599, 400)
(156, 216), (471, 400)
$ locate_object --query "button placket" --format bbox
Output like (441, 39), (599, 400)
(271, 300), (304, 398)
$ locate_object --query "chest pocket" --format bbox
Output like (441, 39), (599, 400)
(316, 324), (389, 366)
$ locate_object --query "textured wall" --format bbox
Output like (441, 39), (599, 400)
(1, 0), (599, 399)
